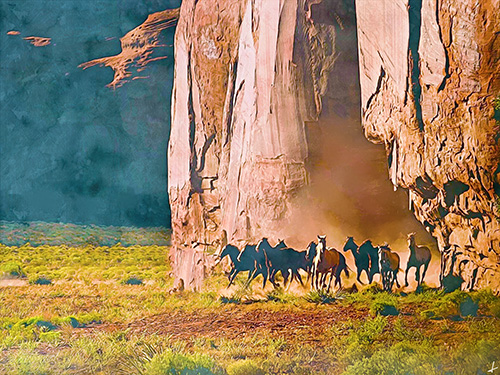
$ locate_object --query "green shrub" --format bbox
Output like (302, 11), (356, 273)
(123, 276), (143, 285)
(489, 300), (500, 318)
(143, 350), (220, 375)
(226, 360), (264, 375)
(420, 300), (458, 320)
(39, 331), (61, 343)
(266, 288), (297, 304)
(304, 289), (341, 304)
(361, 282), (383, 294)
(370, 293), (399, 316)
(1, 262), (25, 277)
(30, 276), (52, 285)
(343, 340), (440, 375)
(370, 302), (399, 316)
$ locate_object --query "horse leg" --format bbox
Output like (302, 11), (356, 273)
(244, 268), (258, 288)
(326, 270), (335, 293)
(415, 266), (421, 286)
(394, 270), (400, 288)
(421, 262), (429, 285)
(228, 269), (240, 287)
(404, 266), (410, 287)
(281, 270), (293, 288)
(296, 271), (304, 287)
(356, 267), (363, 285)
(368, 269), (373, 284)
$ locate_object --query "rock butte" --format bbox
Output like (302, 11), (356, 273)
(168, 0), (499, 291)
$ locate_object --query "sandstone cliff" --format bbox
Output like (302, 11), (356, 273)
(356, 0), (500, 291)
(168, 0), (353, 289)
(168, 0), (499, 291)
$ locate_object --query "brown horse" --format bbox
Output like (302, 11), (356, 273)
(405, 233), (431, 287)
(311, 235), (349, 292)
(378, 244), (401, 292)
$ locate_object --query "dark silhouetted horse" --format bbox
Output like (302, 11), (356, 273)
(378, 244), (401, 292)
(219, 243), (267, 288)
(405, 233), (431, 287)
(257, 238), (307, 288)
(343, 236), (371, 284)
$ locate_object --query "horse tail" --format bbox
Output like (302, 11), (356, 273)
(343, 264), (349, 277)
(340, 257), (350, 277)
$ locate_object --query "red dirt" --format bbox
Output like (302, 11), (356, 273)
(76, 304), (370, 345)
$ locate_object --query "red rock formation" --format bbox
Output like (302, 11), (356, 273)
(79, 9), (179, 89)
(169, 0), (499, 291)
(356, 0), (500, 291)
(168, 0), (344, 290)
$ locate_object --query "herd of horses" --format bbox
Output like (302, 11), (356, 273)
(217, 233), (432, 292)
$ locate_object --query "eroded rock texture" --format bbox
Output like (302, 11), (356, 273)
(356, 0), (500, 291)
(168, 0), (342, 289)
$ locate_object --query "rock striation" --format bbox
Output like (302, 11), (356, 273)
(168, 0), (348, 290)
(356, 0), (500, 291)
(168, 0), (500, 291)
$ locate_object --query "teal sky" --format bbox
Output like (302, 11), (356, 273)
(0, 0), (181, 227)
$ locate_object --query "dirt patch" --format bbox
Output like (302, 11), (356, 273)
(0, 279), (28, 287)
(75, 304), (370, 345)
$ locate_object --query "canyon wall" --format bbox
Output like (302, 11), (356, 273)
(356, 0), (500, 290)
(168, 0), (343, 290)
(168, 0), (500, 291)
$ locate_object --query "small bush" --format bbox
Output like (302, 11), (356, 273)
(371, 302), (399, 316)
(489, 300), (500, 318)
(39, 331), (61, 343)
(30, 276), (52, 285)
(220, 283), (253, 304)
(226, 360), (264, 375)
(1, 262), (25, 277)
(304, 290), (342, 304)
(459, 296), (479, 317)
(123, 277), (143, 285)
(370, 293), (399, 316)
(343, 340), (440, 375)
(361, 283), (383, 295)
(420, 301), (458, 320)
(143, 350), (220, 375)
(266, 288), (296, 304)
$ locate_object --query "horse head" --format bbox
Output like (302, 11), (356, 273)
(256, 237), (270, 252)
(220, 244), (238, 262)
(343, 236), (356, 252)
(317, 235), (327, 254)
(306, 241), (317, 261)
(276, 239), (287, 249)
(407, 232), (416, 247)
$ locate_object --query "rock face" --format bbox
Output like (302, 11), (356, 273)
(168, 0), (345, 290)
(168, 0), (500, 291)
(356, 0), (500, 291)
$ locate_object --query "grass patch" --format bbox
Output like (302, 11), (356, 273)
(226, 360), (264, 375)
(304, 289), (342, 304)
(0, 262), (25, 278)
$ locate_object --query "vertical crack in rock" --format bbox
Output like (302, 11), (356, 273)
(408, 0), (424, 131)
(435, 0), (451, 92)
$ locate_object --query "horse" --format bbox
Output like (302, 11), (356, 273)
(310, 235), (349, 292)
(256, 238), (303, 288)
(343, 236), (371, 284)
(378, 244), (401, 292)
(360, 239), (380, 281)
(405, 233), (431, 287)
(219, 244), (268, 288)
